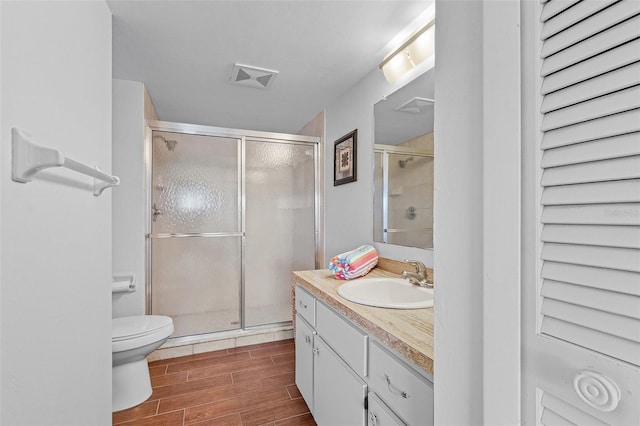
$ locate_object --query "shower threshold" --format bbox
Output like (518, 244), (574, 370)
(149, 322), (293, 362)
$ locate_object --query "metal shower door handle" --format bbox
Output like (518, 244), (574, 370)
(152, 203), (162, 221)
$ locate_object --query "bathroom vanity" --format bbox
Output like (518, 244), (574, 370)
(293, 267), (434, 426)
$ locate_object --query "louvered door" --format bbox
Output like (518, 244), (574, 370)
(528, 0), (640, 424)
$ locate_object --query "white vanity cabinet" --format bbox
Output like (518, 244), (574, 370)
(295, 285), (368, 425)
(294, 284), (433, 426)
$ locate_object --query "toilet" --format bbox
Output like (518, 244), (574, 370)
(112, 315), (174, 412)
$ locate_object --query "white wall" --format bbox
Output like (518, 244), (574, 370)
(481, 1), (521, 424)
(0, 2), (3, 420)
(433, 1), (484, 424)
(0, 2), (113, 424)
(324, 62), (434, 267)
(434, 1), (522, 424)
(0, 2), (4, 420)
(112, 79), (148, 318)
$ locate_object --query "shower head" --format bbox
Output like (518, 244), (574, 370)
(153, 134), (178, 152)
(398, 157), (414, 168)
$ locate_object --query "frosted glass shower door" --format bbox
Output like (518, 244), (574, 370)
(244, 140), (316, 327)
(150, 131), (241, 338)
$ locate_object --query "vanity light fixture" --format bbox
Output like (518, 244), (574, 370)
(379, 20), (435, 83)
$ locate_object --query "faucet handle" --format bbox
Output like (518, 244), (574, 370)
(404, 259), (426, 274)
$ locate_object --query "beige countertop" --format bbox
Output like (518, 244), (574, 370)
(292, 267), (434, 376)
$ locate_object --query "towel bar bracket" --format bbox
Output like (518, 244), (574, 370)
(92, 169), (121, 196)
(11, 128), (120, 196)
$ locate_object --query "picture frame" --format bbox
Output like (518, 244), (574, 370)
(333, 129), (358, 186)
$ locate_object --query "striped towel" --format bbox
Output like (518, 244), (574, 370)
(328, 245), (379, 280)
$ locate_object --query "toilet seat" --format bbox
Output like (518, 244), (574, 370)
(112, 315), (173, 353)
(113, 315), (173, 341)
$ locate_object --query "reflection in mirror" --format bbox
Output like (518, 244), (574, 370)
(373, 68), (434, 249)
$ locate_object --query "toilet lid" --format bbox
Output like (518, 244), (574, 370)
(112, 315), (173, 342)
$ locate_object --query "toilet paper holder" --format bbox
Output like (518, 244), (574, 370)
(112, 275), (135, 293)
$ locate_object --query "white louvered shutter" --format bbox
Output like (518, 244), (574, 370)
(539, 0), (640, 367)
(532, 0), (640, 424)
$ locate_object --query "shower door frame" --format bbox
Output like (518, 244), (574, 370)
(144, 120), (322, 341)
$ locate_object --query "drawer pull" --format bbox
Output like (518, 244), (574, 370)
(386, 374), (409, 399)
(368, 412), (378, 425)
(313, 347), (320, 355)
(298, 299), (308, 309)
(304, 334), (311, 344)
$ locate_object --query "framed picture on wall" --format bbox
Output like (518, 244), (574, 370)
(333, 129), (358, 186)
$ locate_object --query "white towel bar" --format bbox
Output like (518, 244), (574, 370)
(11, 128), (120, 196)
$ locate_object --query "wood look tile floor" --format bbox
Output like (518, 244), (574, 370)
(113, 339), (317, 426)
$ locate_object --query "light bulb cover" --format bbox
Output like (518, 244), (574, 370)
(380, 20), (435, 83)
(382, 49), (414, 83)
(407, 25), (435, 67)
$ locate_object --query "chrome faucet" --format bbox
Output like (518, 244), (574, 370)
(401, 260), (433, 288)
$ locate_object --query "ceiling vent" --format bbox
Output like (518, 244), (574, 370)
(395, 97), (435, 113)
(230, 63), (278, 90)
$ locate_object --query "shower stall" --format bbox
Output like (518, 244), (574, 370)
(146, 121), (319, 340)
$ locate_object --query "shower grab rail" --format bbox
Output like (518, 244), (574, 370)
(11, 128), (120, 196)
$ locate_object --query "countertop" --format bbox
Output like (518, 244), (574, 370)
(292, 267), (434, 376)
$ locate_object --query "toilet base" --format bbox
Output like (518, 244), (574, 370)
(112, 358), (152, 412)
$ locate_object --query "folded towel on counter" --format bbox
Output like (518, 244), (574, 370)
(329, 245), (379, 280)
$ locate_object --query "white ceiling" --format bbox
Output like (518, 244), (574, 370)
(108, 0), (432, 134)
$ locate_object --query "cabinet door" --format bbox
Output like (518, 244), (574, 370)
(314, 336), (367, 426)
(295, 314), (315, 412)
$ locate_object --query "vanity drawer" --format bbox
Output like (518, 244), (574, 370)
(316, 300), (368, 377)
(369, 341), (433, 426)
(295, 285), (316, 326)
(368, 392), (406, 426)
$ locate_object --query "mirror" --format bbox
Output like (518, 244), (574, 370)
(373, 69), (434, 249)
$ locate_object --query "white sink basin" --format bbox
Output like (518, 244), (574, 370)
(337, 277), (433, 309)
